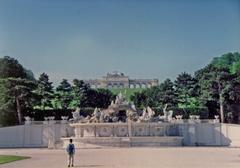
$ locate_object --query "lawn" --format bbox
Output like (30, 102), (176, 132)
(0, 155), (30, 164)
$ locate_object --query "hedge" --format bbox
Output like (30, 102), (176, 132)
(26, 108), (95, 121)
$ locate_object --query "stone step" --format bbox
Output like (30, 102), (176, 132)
(61, 136), (183, 148)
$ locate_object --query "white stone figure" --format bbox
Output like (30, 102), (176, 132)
(131, 103), (137, 111)
(89, 107), (102, 123)
(214, 115), (220, 123)
(48, 116), (56, 124)
(43, 117), (48, 124)
(24, 116), (31, 125)
(61, 116), (69, 124)
(115, 92), (124, 104)
(99, 111), (105, 123)
(24, 116), (31, 121)
(147, 106), (155, 118)
(159, 104), (173, 122)
(48, 116), (55, 120)
(72, 112), (80, 120)
(139, 107), (155, 122)
(167, 110), (173, 122)
(142, 107), (148, 120)
(94, 108), (101, 118)
(175, 115), (183, 120)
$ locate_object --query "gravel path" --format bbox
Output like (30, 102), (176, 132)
(0, 147), (240, 168)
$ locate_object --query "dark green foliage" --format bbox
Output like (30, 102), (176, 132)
(29, 107), (95, 121)
(211, 52), (240, 71)
(0, 56), (28, 79)
(0, 78), (37, 125)
(94, 89), (115, 108)
(1, 52), (240, 125)
(0, 80), (17, 126)
(0, 56), (37, 126)
(35, 73), (54, 110)
(158, 79), (177, 107)
(195, 53), (240, 122)
(175, 72), (199, 109)
(130, 91), (147, 108)
(55, 79), (73, 109)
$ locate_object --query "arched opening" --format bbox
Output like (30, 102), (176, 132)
(130, 84), (135, 88)
(113, 83), (118, 88)
(135, 84), (140, 88)
(107, 84), (113, 88)
(119, 83), (124, 88)
(141, 84), (147, 88)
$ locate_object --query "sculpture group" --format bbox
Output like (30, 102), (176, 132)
(71, 92), (174, 123)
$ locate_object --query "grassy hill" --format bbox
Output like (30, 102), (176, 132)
(108, 88), (144, 101)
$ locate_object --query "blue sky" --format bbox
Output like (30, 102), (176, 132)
(0, 0), (240, 85)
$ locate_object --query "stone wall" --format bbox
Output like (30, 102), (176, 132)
(67, 122), (240, 147)
(0, 124), (73, 148)
(0, 122), (240, 148)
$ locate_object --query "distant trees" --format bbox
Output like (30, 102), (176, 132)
(130, 52), (240, 123)
(130, 79), (177, 109)
(1, 52), (240, 125)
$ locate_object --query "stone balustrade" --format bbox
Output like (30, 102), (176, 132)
(71, 122), (181, 138)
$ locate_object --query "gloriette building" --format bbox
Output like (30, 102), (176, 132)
(83, 71), (159, 89)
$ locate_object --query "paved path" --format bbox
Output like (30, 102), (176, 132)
(0, 147), (240, 168)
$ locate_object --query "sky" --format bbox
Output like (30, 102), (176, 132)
(0, 0), (240, 85)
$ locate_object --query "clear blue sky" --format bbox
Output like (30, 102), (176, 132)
(0, 0), (239, 85)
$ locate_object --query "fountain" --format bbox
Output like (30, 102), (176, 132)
(61, 93), (183, 148)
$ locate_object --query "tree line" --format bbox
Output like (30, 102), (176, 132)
(0, 52), (240, 126)
(0, 56), (115, 126)
(130, 52), (240, 123)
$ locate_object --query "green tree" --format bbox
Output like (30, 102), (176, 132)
(211, 52), (240, 70)
(0, 78), (37, 125)
(158, 79), (177, 108)
(55, 79), (73, 109)
(0, 56), (37, 126)
(195, 65), (234, 122)
(70, 79), (86, 108)
(0, 80), (16, 126)
(130, 91), (147, 108)
(95, 89), (115, 108)
(175, 72), (199, 109)
(0, 56), (28, 79)
(35, 73), (54, 110)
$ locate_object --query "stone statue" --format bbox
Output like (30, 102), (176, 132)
(70, 107), (86, 123)
(147, 106), (155, 118)
(115, 92), (127, 104)
(99, 111), (105, 123)
(159, 104), (173, 122)
(138, 106), (156, 122)
(72, 107), (81, 121)
(131, 103), (137, 111)
(89, 108), (100, 123)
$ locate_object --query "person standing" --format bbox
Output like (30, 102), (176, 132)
(66, 139), (75, 167)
